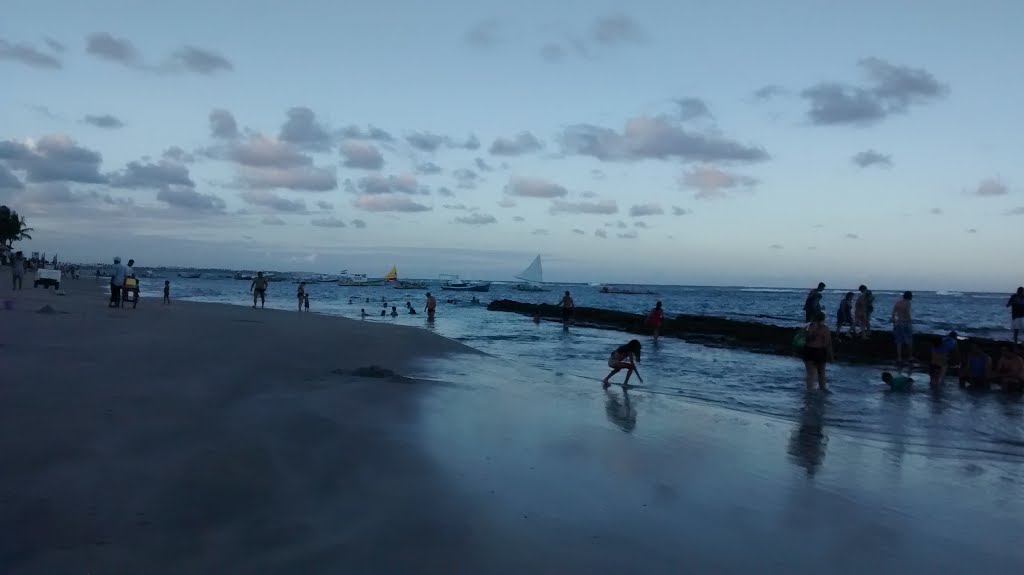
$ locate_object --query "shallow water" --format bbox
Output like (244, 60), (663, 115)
(112, 274), (1024, 470)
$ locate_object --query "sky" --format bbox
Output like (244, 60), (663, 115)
(1, 0), (1022, 290)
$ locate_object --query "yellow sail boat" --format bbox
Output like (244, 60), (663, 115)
(384, 265), (398, 282)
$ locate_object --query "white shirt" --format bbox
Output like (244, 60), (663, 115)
(111, 263), (128, 285)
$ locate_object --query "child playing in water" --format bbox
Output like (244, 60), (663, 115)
(881, 372), (913, 392)
(303, 292), (310, 311)
(602, 339), (642, 388)
(360, 308), (369, 318)
(647, 301), (664, 342)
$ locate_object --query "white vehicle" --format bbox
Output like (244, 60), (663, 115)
(34, 269), (61, 290)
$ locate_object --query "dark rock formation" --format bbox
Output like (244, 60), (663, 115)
(487, 299), (1012, 367)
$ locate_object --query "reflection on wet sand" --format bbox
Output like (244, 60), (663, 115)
(788, 393), (829, 477)
(604, 388), (637, 433)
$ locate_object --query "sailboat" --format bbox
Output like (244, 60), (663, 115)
(384, 265), (398, 282)
(514, 255), (547, 292)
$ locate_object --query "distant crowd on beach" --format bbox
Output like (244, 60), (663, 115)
(797, 282), (1024, 394)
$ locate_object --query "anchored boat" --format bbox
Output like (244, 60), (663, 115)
(439, 274), (491, 292)
(513, 254), (547, 292)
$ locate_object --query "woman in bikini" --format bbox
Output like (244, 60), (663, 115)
(648, 301), (664, 342)
(602, 339), (642, 388)
(802, 311), (834, 391)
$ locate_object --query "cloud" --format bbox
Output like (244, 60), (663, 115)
(44, 37), (66, 53)
(280, 107), (331, 151)
(351, 174), (420, 195)
(340, 141), (384, 170)
(110, 160), (194, 189)
(629, 203), (664, 217)
(595, 229), (608, 238)
(489, 132), (543, 156)
(465, 19), (500, 48)
(437, 186), (454, 197)
(967, 228), (978, 233)
(572, 228), (585, 235)
(497, 197), (517, 208)
(351, 218), (367, 228)
(316, 200), (333, 211)
(801, 58), (948, 126)
(156, 187), (226, 212)
(311, 216), (348, 228)
(209, 109), (238, 139)
(929, 207), (943, 215)
(0, 163), (24, 190)
(454, 213), (497, 225)
(417, 162), (442, 175)
(405, 131), (478, 152)
(671, 206), (692, 216)
(532, 229), (549, 236)
(170, 46), (233, 74)
(0, 135), (106, 184)
(677, 97), (712, 121)
(617, 231), (638, 239)
(262, 215), (286, 226)
(240, 189), (308, 213)
(1006, 207), (1024, 216)
(681, 165), (758, 199)
(591, 14), (645, 45)
(753, 85), (786, 101)
(512, 215), (525, 222)
(505, 177), (568, 198)
(845, 233), (860, 239)
(225, 135), (310, 168)
(474, 158), (494, 172)
(0, 39), (62, 69)
(633, 221), (649, 229)
(453, 168), (479, 189)
(443, 203), (474, 211)
(970, 178), (1008, 197)
(86, 32), (142, 66)
(540, 43), (565, 62)
(238, 165), (337, 191)
(353, 194), (431, 213)
(550, 199), (618, 215)
(614, 220), (628, 229)
(852, 149), (892, 168)
(338, 125), (394, 142)
(162, 146), (194, 164)
(560, 115), (767, 163)
(769, 244), (783, 250)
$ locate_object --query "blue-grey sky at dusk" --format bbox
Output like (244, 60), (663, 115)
(2, 0), (1022, 290)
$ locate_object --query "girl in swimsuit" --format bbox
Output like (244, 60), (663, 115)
(648, 301), (664, 342)
(602, 339), (642, 388)
(802, 311), (834, 391)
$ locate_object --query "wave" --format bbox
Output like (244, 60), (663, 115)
(935, 290), (965, 296)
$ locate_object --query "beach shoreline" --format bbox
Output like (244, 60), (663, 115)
(1, 274), (1021, 573)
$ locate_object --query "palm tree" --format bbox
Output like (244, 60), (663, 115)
(0, 205), (33, 248)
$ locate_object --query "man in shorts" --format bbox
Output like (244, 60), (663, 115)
(804, 282), (826, 322)
(891, 291), (914, 366)
(560, 291), (575, 326)
(250, 272), (268, 308)
(855, 284), (874, 338)
(1007, 287), (1024, 345)
(424, 292), (437, 321)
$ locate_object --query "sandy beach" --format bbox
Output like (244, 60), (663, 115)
(2, 273), (1021, 574)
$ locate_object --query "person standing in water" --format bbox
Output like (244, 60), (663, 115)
(297, 281), (307, 312)
(424, 292), (437, 321)
(855, 284), (875, 338)
(803, 282), (826, 322)
(801, 311), (834, 391)
(647, 301), (664, 342)
(836, 292), (854, 336)
(1007, 287), (1024, 345)
(891, 291), (914, 366)
(602, 339), (642, 388)
(250, 272), (268, 309)
(162, 280), (170, 305)
(559, 291), (575, 327)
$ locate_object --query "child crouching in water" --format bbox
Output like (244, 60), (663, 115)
(881, 371), (913, 392)
(602, 339), (642, 388)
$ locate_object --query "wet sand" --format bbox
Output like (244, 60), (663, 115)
(1, 275), (1021, 573)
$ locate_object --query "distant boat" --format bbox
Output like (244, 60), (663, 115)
(384, 265), (398, 282)
(337, 271), (384, 287)
(599, 285), (658, 295)
(514, 254), (547, 292)
(393, 279), (429, 290)
(234, 272), (254, 280)
(178, 272), (201, 279)
(439, 274), (491, 292)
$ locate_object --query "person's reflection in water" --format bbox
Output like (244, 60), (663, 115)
(788, 393), (828, 477)
(604, 388), (637, 433)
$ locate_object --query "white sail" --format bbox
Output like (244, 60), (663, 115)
(514, 255), (544, 284)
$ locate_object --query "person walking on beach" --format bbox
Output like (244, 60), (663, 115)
(109, 257), (127, 308)
(855, 284), (875, 338)
(801, 311), (834, 391)
(836, 292), (854, 336)
(804, 282), (826, 322)
(560, 291), (575, 327)
(602, 339), (642, 388)
(297, 282), (307, 312)
(10, 251), (25, 291)
(891, 291), (914, 366)
(250, 272), (268, 309)
(424, 292), (437, 321)
(647, 301), (664, 342)
(1007, 287), (1024, 345)
(162, 280), (170, 305)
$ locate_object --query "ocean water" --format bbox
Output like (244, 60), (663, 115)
(117, 272), (1024, 470)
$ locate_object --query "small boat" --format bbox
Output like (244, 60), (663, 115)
(234, 272), (254, 280)
(337, 271), (384, 287)
(384, 265), (398, 282)
(178, 272), (201, 279)
(393, 280), (429, 290)
(439, 274), (491, 292)
(599, 285), (658, 295)
(513, 254), (548, 292)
